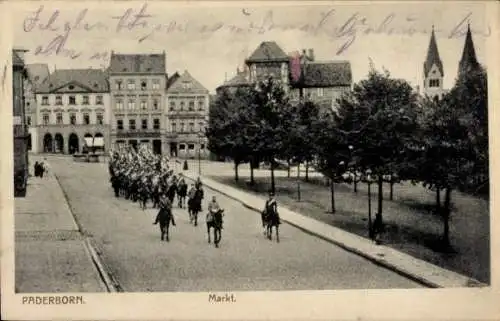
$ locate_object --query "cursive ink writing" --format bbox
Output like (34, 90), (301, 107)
(113, 3), (152, 33)
(34, 30), (82, 59)
(23, 5), (108, 33)
(19, 4), (491, 61)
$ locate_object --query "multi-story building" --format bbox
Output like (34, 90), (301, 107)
(108, 51), (167, 154)
(216, 42), (352, 111)
(13, 49), (29, 197)
(35, 69), (110, 154)
(165, 70), (210, 159)
(24, 63), (49, 153)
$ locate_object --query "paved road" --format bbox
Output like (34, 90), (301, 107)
(49, 156), (423, 291)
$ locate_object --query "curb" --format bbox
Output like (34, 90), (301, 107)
(84, 238), (121, 293)
(182, 173), (486, 288)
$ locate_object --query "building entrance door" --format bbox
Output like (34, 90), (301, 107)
(170, 142), (178, 158)
(153, 140), (162, 155)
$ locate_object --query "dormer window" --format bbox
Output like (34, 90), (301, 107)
(182, 81), (191, 90)
(68, 85), (75, 90)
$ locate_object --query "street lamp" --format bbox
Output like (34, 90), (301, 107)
(365, 169), (374, 239)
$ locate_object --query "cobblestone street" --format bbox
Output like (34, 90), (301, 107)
(37, 156), (424, 291)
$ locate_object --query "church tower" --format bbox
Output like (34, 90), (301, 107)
(423, 25), (445, 99)
(458, 23), (480, 77)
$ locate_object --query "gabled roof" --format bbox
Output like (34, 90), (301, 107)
(109, 52), (166, 74)
(166, 70), (209, 94)
(294, 61), (352, 88)
(459, 24), (480, 74)
(37, 69), (109, 93)
(245, 41), (289, 63)
(12, 50), (26, 67)
(166, 72), (180, 90)
(224, 72), (250, 87)
(424, 26), (444, 77)
(26, 64), (50, 86)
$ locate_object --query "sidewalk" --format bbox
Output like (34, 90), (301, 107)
(182, 170), (486, 288)
(15, 169), (107, 293)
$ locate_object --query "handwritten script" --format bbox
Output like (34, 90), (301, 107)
(22, 4), (490, 63)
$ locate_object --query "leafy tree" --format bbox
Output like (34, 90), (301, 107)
(251, 77), (292, 194)
(334, 67), (419, 225)
(206, 87), (253, 181)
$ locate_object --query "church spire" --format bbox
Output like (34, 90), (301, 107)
(424, 25), (444, 77)
(459, 23), (480, 75)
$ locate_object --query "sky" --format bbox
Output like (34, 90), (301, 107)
(9, 1), (492, 93)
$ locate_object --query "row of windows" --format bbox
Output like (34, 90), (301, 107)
(178, 143), (205, 151)
(169, 100), (205, 111)
(41, 95), (104, 106)
(429, 79), (441, 88)
(115, 120), (205, 132)
(115, 79), (161, 91)
(117, 119), (161, 130)
(41, 113), (104, 126)
(115, 99), (160, 110)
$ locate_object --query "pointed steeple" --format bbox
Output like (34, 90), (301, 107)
(424, 25), (444, 77)
(459, 23), (480, 75)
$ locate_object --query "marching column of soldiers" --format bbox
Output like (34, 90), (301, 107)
(107, 144), (201, 218)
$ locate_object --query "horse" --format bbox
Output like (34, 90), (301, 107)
(206, 209), (224, 248)
(262, 209), (280, 243)
(157, 207), (173, 242)
(188, 188), (203, 226)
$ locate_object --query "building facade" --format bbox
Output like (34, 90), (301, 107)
(35, 69), (110, 154)
(108, 52), (167, 154)
(217, 42), (352, 111)
(165, 70), (210, 159)
(25, 63), (50, 153)
(13, 49), (29, 197)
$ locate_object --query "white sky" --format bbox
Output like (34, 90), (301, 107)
(10, 1), (491, 93)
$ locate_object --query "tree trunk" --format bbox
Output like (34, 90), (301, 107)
(287, 159), (291, 178)
(270, 160), (276, 194)
(330, 178), (336, 213)
(377, 175), (383, 221)
(354, 173), (358, 193)
(436, 188), (441, 214)
(442, 187), (452, 247)
(389, 175), (394, 201)
(305, 160), (310, 182)
(249, 161), (255, 185)
(297, 163), (301, 201)
(234, 161), (239, 182)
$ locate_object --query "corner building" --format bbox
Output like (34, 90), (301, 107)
(165, 70), (210, 159)
(35, 69), (110, 154)
(108, 52), (167, 154)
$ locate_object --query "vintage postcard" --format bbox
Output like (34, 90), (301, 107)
(1, 0), (499, 320)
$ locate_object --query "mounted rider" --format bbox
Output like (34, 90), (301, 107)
(207, 196), (223, 228)
(262, 191), (281, 231)
(153, 195), (176, 226)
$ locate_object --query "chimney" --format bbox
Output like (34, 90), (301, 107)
(308, 49), (315, 61)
